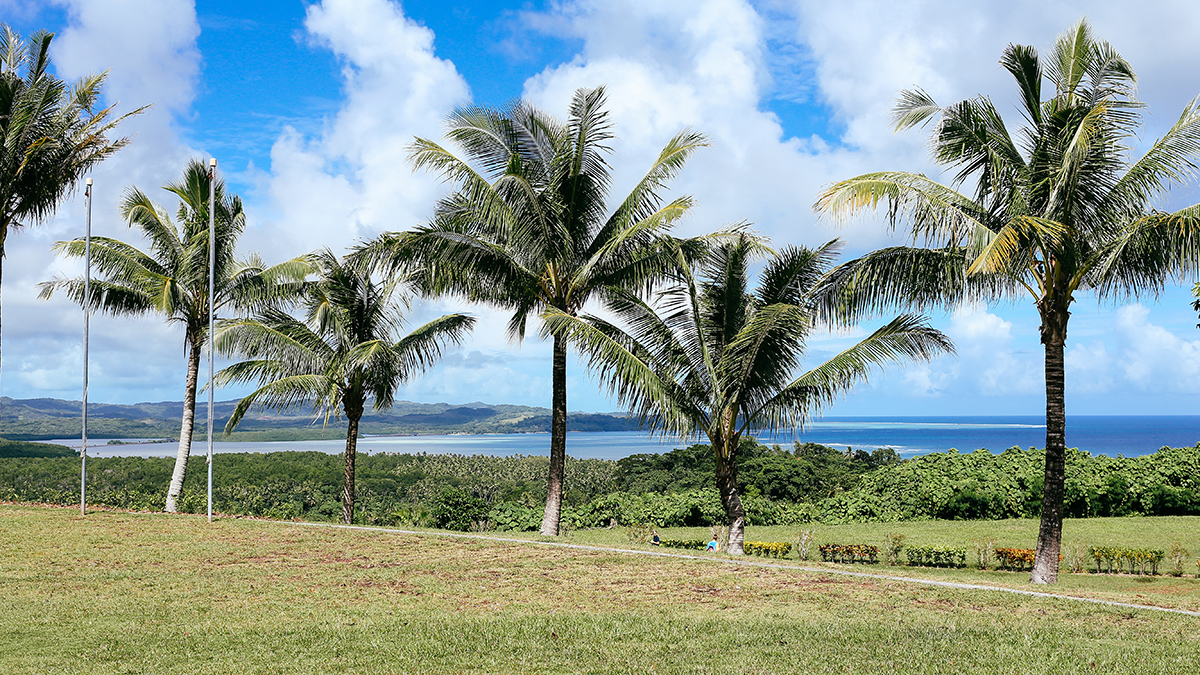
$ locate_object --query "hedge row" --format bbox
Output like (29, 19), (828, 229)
(743, 541), (792, 558)
(994, 547), (1037, 571)
(660, 539), (709, 550)
(905, 545), (967, 568)
(819, 543), (879, 564)
(1088, 546), (1166, 575)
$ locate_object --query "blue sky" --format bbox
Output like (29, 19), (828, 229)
(6, 0), (1200, 418)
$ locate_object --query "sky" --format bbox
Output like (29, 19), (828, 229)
(4, 0), (1200, 417)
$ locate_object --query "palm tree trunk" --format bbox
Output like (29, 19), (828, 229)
(0, 235), (5, 439)
(540, 334), (568, 536)
(1032, 309), (1068, 584)
(342, 392), (364, 525)
(165, 334), (202, 512)
(715, 436), (745, 555)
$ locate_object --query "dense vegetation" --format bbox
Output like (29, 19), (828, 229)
(5, 441), (1199, 530)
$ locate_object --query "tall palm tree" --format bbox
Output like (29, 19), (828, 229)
(358, 86), (708, 535)
(39, 159), (309, 512)
(215, 249), (475, 524)
(0, 26), (142, 433)
(542, 236), (953, 553)
(814, 19), (1200, 583)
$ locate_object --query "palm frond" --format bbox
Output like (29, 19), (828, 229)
(746, 315), (953, 433)
(814, 171), (992, 244)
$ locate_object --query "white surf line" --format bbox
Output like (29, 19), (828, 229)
(278, 520), (1200, 618)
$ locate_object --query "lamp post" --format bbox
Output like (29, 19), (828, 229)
(207, 158), (216, 523)
(81, 177), (92, 516)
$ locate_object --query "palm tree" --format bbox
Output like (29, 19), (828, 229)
(813, 19), (1200, 583)
(215, 249), (475, 524)
(358, 86), (708, 535)
(0, 26), (142, 433)
(39, 159), (309, 512)
(542, 235), (953, 553)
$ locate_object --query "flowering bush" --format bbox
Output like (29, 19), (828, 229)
(744, 541), (792, 558)
(994, 547), (1037, 571)
(819, 543), (879, 564)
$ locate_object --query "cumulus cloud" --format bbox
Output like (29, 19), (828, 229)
(1064, 341), (1115, 394)
(517, 0), (882, 251)
(257, 0), (470, 256)
(1111, 304), (1200, 392)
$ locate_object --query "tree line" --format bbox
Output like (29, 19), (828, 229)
(4, 442), (1198, 527)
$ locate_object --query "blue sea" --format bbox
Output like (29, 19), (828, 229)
(57, 415), (1200, 461)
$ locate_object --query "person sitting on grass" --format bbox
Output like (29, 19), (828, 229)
(651, 530), (660, 546)
(706, 538), (718, 552)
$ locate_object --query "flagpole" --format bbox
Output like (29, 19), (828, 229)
(207, 158), (216, 524)
(81, 177), (92, 516)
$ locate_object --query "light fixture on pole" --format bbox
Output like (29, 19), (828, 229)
(207, 157), (216, 524)
(81, 177), (92, 516)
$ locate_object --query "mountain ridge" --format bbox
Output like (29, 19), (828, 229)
(0, 396), (640, 441)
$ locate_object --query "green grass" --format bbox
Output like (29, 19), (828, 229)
(494, 517), (1200, 610)
(2, 505), (1199, 673)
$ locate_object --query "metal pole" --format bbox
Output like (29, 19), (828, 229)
(207, 158), (216, 523)
(81, 177), (92, 516)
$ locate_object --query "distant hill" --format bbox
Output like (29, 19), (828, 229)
(0, 396), (640, 441)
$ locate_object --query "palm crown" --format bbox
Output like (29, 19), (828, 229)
(0, 25), (141, 437)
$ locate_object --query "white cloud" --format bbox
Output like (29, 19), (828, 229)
(257, 0), (471, 256)
(517, 0), (885, 251)
(1112, 304), (1200, 392)
(1065, 341), (1115, 394)
(947, 303), (1040, 396)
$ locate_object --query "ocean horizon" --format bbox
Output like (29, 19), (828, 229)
(54, 414), (1200, 461)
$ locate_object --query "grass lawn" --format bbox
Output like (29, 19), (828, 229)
(3, 504), (1199, 674)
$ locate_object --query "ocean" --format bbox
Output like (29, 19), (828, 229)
(55, 415), (1200, 461)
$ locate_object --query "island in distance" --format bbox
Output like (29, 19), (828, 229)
(0, 396), (640, 442)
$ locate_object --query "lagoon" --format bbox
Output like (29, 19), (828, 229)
(53, 415), (1200, 460)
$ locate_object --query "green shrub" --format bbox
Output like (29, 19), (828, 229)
(905, 545), (966, 568)
(885, 533), (906, 566)
(488, 502), (542, 532)
(432, 487), (488, 531)
(1088, 546), (1165, 574)
(660, 539), (708, 550)
(1169, 542), (1191, 576)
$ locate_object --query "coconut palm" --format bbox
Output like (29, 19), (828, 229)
(813, 19), (1200, 583)
(215, 249), (475, 524)
(542, 235), (953, 554)
(358, 86), (707, 535)
(0, 26), (141, 433)
(39, 159), (309, 512)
